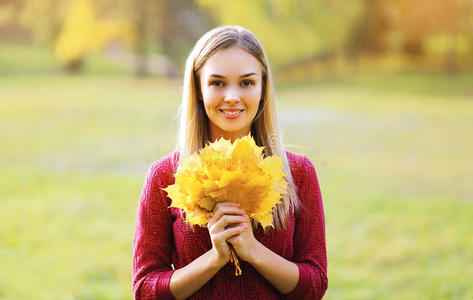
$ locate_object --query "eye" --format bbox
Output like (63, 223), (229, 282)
(210, 80), (224, 87)
(241, 80), (255, 87)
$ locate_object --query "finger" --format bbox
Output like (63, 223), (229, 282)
(208, 202), (242, 228)
(209, 214), (248, 233)
(212, 205), (245, 223)
(226, 235), (241, 244)
(215, 201), (240, 207)
(214, 202), (240, 211)
(213, 202), (240, 214)
(216, 223), (248, 242)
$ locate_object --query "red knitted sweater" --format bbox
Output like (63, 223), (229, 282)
(132, 151), (327, 299)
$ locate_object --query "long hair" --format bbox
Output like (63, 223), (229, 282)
(177, 25), (300, 230)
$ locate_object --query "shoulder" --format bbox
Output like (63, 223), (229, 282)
(146, 151), (180, 186)
(285, 149), (322, 201)
(285, 150), (320, 203)
(285, 150), (316, 180)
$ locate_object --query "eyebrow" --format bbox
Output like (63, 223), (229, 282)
(209, 72), (258, 78)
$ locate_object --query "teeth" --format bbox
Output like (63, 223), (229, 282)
(222, 110), (242, 115)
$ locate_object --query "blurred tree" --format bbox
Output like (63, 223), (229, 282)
(54, 0), (133, 72)
(78, 0), (160, 76)
(54, 0), (92, 71)
(0, 0), (134, 72)
(2, 0), (471, 75)
(347, 0), (393, 57)
(196, 0), (362, 70)
(394, 0), (450, 56)
(159, 0), (213, 69)
(333, 0), (473, 73)
(0, 0), (16, 24)
(392, 0), (472, 72)
(2, 0), (211, 75)
(133, 0), (150, 76)
(0, 0), (65, 44)
(442, 0), (473, 73)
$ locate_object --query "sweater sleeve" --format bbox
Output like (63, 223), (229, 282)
(132, 160), (177, 300)
(285, 155), (328, 300)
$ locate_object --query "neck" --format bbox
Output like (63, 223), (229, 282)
(209, 126), (251, 143)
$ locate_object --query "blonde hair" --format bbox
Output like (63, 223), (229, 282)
(177, 25), (300, 230)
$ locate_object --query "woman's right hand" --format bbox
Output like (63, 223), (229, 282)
(207, 202), (249, 267)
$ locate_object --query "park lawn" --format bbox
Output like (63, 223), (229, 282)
(1, 46), (473, 299)
(278, 76), (473, 299)
(0, 74), (180, 299)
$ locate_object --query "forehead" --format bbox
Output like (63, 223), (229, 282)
(201, 46), (262, 76)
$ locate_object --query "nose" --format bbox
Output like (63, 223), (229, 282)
(223, 86), (241, 103)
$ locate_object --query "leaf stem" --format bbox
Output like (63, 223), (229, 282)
(228, 244), (242, 276)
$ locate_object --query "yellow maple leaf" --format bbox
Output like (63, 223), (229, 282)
(164, 134), (287, 230)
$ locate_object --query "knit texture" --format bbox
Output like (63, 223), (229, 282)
(133, 151), (327, 299)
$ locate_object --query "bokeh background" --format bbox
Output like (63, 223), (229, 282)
(1, 0), (472, 299)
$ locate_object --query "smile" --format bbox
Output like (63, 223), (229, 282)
(220, 109), (244, 118)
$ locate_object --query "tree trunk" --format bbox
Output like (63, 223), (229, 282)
(134, 0), (148, 77)
(445, 29), (458, 74)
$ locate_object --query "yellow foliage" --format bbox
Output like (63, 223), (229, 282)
(164, 135), (288, 230)
(55, 0), (133, 65)
(0, 5), (15, 25)
(195, 0), (362, 67)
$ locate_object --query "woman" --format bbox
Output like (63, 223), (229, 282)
(133, 25), (327, 300)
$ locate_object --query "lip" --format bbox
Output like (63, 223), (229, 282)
(219, 108), (244, 118)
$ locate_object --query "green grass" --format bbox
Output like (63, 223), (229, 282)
(277, 76), (473, 299)
(0, 44), (472, 299)
(0, 42), (130, 76)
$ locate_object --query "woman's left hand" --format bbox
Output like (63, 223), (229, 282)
(226, 214), (261, 264)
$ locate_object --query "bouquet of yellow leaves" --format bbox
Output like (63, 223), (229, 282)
(164, 134), (288, 275)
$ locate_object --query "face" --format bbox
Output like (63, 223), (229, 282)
(199, 46), (263, 142)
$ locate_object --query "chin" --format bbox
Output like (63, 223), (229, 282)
(218, 124), (245, 133)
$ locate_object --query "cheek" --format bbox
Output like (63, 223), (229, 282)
(202, 100), (222, 120)
(246, 87), (262, 106)
(201, 87), (220, 107)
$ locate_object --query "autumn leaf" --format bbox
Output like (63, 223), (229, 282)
(164, 134), (287, 230)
